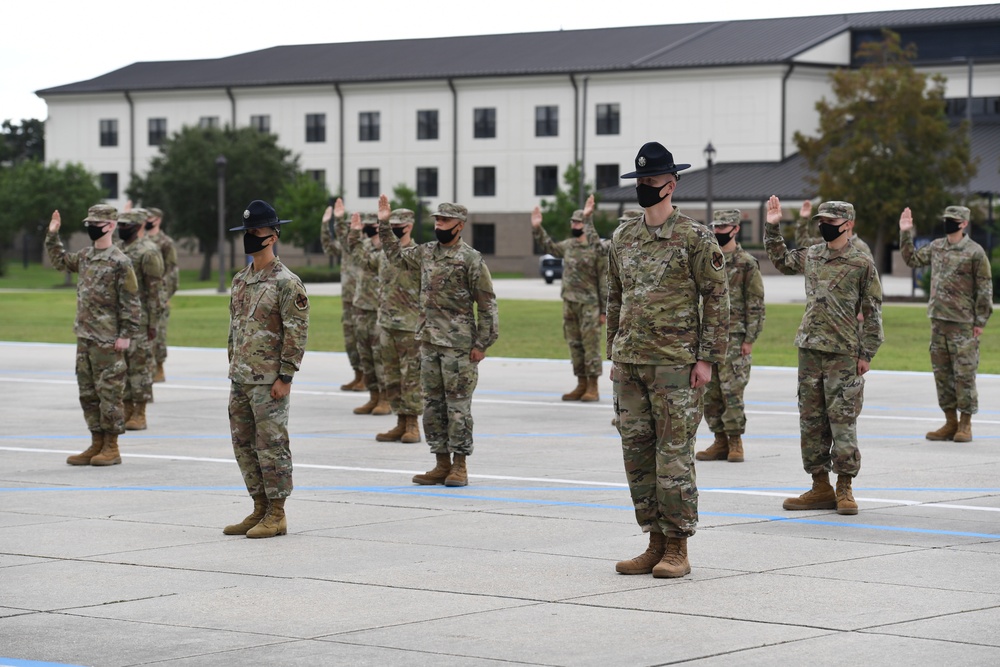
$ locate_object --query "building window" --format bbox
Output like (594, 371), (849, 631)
(595, 164), (620, 190)
(359, 111), (380, 142)
(596, 103), (620, 135)
(306, 113), (326, 143)
(417, 110), (439, 140)
(359, 169), (379, 198)
(250, 115), (270, 133)
(99, 119), (118, 147)
(100, 172), (118, 199)
(473, 167), (496, 197)
(307, 169), (326, 184)
(198, 116), (219, 129)
(472, 223), (496, 255)
(474, 108), (496, 139)
(148, 118), (167, 146)
(535, 106), (558, 137)
(417, 168), (438, 197)
(535, 165), (558, 196)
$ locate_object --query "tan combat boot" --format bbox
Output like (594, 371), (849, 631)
(412, 453), (452, 485)
(153, 362), (165, 383)
(652, 537), (691, 578)
(727, 434), (744, 463)
(340, 369), (363, 391)
(353, 390), (380, 415)
(615, 531), (666, 574)
(376, 415), (407, 442)
(782, 472), (837, 510)
(123, 400), (134, 424)
(836, 475), (858, 515)
(954, 413), (973, 442)
(695, 433), (729, 461)
(247, 498), (286, 538)
(445, 454), (468, 487)
(223, 494), (268, 535)
(562, 377), (586, 401)
(926, 409), (958, 441)
(371, 393), (392, 416)
(125, 402), (147, 430)
(580, 376), (600, 402)
(90, 433), (122, 466)
(67, 432), (105, 466)
(401, 415), (422, 443)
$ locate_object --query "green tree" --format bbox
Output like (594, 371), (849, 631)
(128, 126), (298, 279)
(0, 119), (45, 165)
(794, 29), (976, 267)
(273, 173), (330, 265)
(539, 162), (616, 241)
(0, 161), (104, 274)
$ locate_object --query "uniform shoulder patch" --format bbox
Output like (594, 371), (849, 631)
(711, 251), (725, 271)
(294, 293), (309, 311)
(124, 267), (139, 294)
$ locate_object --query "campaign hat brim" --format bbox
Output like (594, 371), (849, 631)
(229, 219), (292, 232)
(620, 163), (691, 179)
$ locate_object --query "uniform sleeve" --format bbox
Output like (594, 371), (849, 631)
(45, 231), (81, 273)
(321, 217), (342, 257)
(117, 263), (142, 340)
(692, 232), (730, 364)
(347, 228), (379, 271)
(900, 228), (930, 268)
(143, 250), (165, 327)
(859, 262), (884, 361)
(471, 258), (499, 351)
(227, 279), (238, 363)
(379, 218), (421, 270)
(606, 241), (622, 359)
(278, 279), (310, 377)
(794, 216), (821, 249)
(164, 243), (179, 298)
(973, 249), (994, 328)
(597, 246), (609, 316)
(532, 226), (563, 257)
(743, 258), (766, 344)
(765, 223), (806, 276)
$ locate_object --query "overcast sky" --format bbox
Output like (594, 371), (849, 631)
(3, 0), (995, 124)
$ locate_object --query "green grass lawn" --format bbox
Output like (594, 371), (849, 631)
(1, 290), (996, 373)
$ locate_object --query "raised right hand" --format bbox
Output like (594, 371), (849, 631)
(349, 212), (362, 231)
(766, 196), (783, 225)
(378, 194), (391, 222)
(48, 210), (61, 233)
(321, 206), (333, 224)
(530, 206), (542, 228)
(333, 197), (345, 219)
(899, 207), (913, 231)
(799, 200), (812, 219)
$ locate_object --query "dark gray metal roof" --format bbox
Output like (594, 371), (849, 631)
(37, 4), (1000, 95)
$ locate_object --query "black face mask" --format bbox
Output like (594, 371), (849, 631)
(714, 230), (736, 247)
(243, 232), (274, 255)
(363, 225), (379, 238)
(819, 222), (847, 242)
(87, 224), (110, 241)
(391, 227), (407, 239)
(118, 225), (139, 243)
(435, 226), (459, 244)
(943, 218), (963, 234)
(144, 222), (155, 231)
(636, 182), (669, 208)
(570, 228), (584, 238)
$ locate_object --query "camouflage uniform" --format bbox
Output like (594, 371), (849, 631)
(146, 208), (178, 369)
(348, 215), (385, 394)
(46, 205), (141, 436)
(321, 213), (361, 373)
(796, 215), (872, 258)
(766, 202), (883, 477)
(117, 211), (164, 405)
(900, 207), (992, 415)
(228, 258), (309, 500)
(380, 204), (499, 456)
(533, 212), (608, 380)
(608, 206), (730, 538)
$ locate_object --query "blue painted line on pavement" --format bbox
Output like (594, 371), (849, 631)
(0, 659), (88, 667)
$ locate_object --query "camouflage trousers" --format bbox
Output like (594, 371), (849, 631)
(353, 307), (383, 391)
(613, 362), (701, 539)
(930, 319), (979, 414)
(421, 343), (478, 456)
(380, 326), (423, 416)
(797, 348), (863, 477)
(563, 300), (603, 377)
(228, 381), (293, 500)
(704, 333), (751, 435)
(342, 299), (360, 371)
(75, 338), (127, 435)
(154, 302), (170, 364)
(124, 333), (154, 403)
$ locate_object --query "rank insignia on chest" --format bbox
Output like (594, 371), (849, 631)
(711, 251), (725, 271)
(295, 294), (309, 311)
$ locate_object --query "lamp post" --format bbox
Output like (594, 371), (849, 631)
(703, 141), (716, 224)
(216, 155), (227, 294)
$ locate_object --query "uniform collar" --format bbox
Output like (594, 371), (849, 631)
(245, 257), (280, 283)
(642, 207), (681, 241)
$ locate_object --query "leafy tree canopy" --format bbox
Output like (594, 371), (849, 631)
(0, 119), (45, 165)
(539, 162), (616, 241)
(273, 173), (330, 260)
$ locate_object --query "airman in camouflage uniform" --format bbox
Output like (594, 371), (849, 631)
(116, 209), (164, 431)
(347, 212), (390, 415)
(321, 199), (365, 391)
(765, 197), (883, 516)
(531, 196), (607, 402)
(379, 195), (498, 487)
(796, 200), (872, 258)
(46, 205), (141, 467)
(144, 207), (178, 383)
(900, 205), (992, 442)
(224, 200), (309, 539)
(610, 143), (730, 579)
(696, 209), (765, 463)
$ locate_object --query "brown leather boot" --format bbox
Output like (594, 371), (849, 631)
(783, 472), (837, 510)
(615, 531), (666, 574)
(340, 369), (363, 391)
(445, 454), (468, 487)
(67, 432), (105, 466)
(727, 434), (744, 463)
(412, 453), (451, 485)
(695, 433), (729, 461)
(562, 377), (586, 401)
(954, 413), (973, 442)
(401, 415), (422, 443)
(353, 390), (379, 415)
(371, 393), (392, 416)
(652, 537), (691, 578)
(223, 494), (268, 535)
(90, 433), (122, 466)
(247, 498), (287, 538)
(580, 376), (600, 402)
(153, 362), (165, 383)
(376, 415), (406, 442)
(125, 401), (147, 430)
(123, 400), (134, 424)
(926, 408), (958, 441)
(836, 474), (858, 515)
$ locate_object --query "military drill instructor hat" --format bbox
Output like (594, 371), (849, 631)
(390, 208), (415, 226)
(229, 200), (291, 231)
(711, 209), (742, 227)
(431, 202), (468, 222)
(620, 142), (691, 179)
(117, 210), (147, 226)
(812, 201), (855, 222)
(83, 204), (118, 225)
(942, 205), (971, 221)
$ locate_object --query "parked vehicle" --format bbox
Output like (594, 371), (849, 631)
(539, 254), (563, 284)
